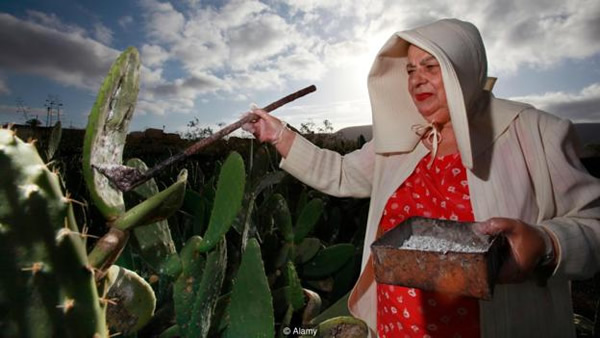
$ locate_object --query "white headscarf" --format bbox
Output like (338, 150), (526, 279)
(367, 19), (493, 169)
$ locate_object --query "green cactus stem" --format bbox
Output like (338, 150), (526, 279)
(87, 227), (130, 279)
(105, 265), (156, 334)
(196, 152), (245, 253)
(294, 198), (324, 243)
(301, 244), (355, 279)
(224, 238), (274, 338)
(270, 193), (294, 243)
(295, 238), (322, 264)
(174, 236), (227, 338)
(83, 47), (140, 220)
(0, 128), (107, 337)
(174, 236), (205, 331)
(87, 169), (186, 276)
(285, 261), (304, 311)
(207, 292), (231, 337)
(112, 169), (187, 231)
(187, 239), (227, 337)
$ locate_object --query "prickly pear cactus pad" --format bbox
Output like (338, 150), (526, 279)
(83, 47), (140, 219)
(0, 128), (107, 337)
(105, 265), (156, 334)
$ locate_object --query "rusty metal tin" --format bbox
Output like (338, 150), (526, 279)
(370, 217), (505, 300)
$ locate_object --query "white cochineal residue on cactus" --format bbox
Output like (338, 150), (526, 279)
(91, 54), (138, 212)
(107, 80), (122, 122)
(92, 125), (125, 209)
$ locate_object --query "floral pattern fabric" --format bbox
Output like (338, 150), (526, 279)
(377, 153), (480, 338)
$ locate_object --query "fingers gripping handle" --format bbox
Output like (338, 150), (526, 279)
(184, 85), (316, 156)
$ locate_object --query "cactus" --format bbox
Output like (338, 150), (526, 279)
(301, 244), (355, 279)
(271, 193), (294, 243)
(111, 169), (187, 232)
(82, 46), (140, 220)
(224, 238), (274, 338)
(196, 152), (246, 253)
(173, 236), (228, 338)
(0, 128), (107, 337)
(285, 261), (305, 311)
(295, 237), (322, 264)
(105, 265), (156, 334)
(167, 151), (245, 337)
(46, 121), (62, 162)
(301, 316), (368, 338)
(124, 158), (178, 275)
(87, 169), (187, 274)
(294, 198), (324, 243)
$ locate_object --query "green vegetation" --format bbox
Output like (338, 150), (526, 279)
(0, 47), (371, 337)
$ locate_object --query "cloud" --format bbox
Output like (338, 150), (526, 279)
(281, 0), (600, 75)
(139, 0), (185, 44)
(3, 0), (599, 128)
(134, 0), (327, 116)
(118, 16), (133, 29)
(137, 70), (229, 116)
(25, 10), (86, 36)
(141, 44), (169, 68)
(93, 22), (113, 45)
(477, 0), (600, 74)
(510, 83), (600, 122)
(0, 13), (118, 90)
(149, 73), (226, 98)
(227, 13), (294, 70)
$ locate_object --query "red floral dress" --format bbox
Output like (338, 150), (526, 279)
(376, 153), (480, 338)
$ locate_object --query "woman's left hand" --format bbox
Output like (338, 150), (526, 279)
(474, 218), (551, 284)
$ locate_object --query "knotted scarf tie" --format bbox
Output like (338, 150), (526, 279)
(411, 121), (443, 169)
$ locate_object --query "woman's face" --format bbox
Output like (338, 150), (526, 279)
(407, 45), (449, 123)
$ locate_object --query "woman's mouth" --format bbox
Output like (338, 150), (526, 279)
(415, 93), (433, 102)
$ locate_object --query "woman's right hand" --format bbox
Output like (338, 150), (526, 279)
(242, 109), (295, 157)
(242, 109), (284, 143)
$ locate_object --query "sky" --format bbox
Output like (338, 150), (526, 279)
(0, 0), (599, 136)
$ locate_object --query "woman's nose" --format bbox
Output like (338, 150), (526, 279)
(410, 70), (426, 87)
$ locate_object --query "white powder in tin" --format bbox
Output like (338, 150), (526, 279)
(400, 235), (486, 253)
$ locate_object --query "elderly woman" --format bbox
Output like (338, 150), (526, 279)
(245, 19), (600, 337)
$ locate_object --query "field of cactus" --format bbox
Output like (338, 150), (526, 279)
(0, 47), (370, 338)
(2, 47), (598, 338)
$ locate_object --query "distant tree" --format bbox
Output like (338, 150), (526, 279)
(300, 120), (316, 134)
(318, 119), (334, 133)
(181, 117), (214, 140)
(300, 119), (334, 134)
(25, 118), (42, 127)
